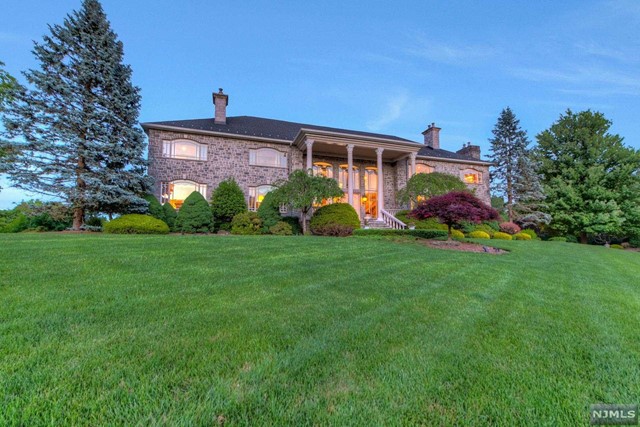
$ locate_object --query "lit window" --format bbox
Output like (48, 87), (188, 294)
(162, 140), (207, 161)
(161, 180), (207, 209)
(249, 148), (287, 168)
(313, 162), (333, 178)
(416, 163), (434, 174)
(249, 185), (274, 211)
(364, 167), (377, 191)
(462, 169), (482, 184)
(338, 165), (360, 190)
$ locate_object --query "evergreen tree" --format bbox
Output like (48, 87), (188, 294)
(143, 194), (164, 221)
(210, 178), (246, 231)
(0, 61), (20, 191)
(256, 191), (282, 231)
(488, 107), (532, 221)
(535, 110), (640, 243)
(1, 0), (150, 229)
(175, 191), (213, 233)
(162, 202), (177, 232)
(512, 151), (551, 229)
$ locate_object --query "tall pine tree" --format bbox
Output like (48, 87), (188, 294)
(488, 107), (539, 222)
(512, 151), (551, 228)
(1, 0), (150, 229)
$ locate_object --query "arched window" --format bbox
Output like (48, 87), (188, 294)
(462, 169), (483, 184)
(313, 162), (333, 178)
(160, 180), (207, 209)
(364, 167), (377, 191)
(249, 148), (287, 168)
(249, 185), (274, 211)
(338, 164), (360, 190)
(162, 139), (207, 161)
(416, 163), (434, 174)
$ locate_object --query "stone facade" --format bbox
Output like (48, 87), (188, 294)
(147, 128), (490, 210)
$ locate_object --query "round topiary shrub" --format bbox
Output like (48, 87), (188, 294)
(548, 236), (567, 242)
(230, 212), (262, 235)
(270, 221), (293, 236)
(493, 231), (513, 240)
(499, 222), (521, 235)
(520, 229), (537, 239)
(471, 224), (496, 237)
(175, 191), (213, 233)
(104, 214), (169, 234)
(310, 203), (360, 236)
(451, 229), (465, 239)
(468, 230), (491, 239)
(513, 233), (532, 240)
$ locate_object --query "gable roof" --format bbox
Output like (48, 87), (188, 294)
(141, 115), (491, 164)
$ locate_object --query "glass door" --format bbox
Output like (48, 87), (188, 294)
(363, 167), (377, 218)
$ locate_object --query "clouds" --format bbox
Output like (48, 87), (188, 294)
(366, 91), (409, 131)
(403, 32), (497, 65)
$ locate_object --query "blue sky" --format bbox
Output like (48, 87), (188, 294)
(1, 0), (639, 208)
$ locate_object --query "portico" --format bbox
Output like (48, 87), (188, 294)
(296, 130), (422, 220)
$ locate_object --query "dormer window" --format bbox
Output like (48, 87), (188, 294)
(249, 148), (287, 168)
(163, 140), (207, 161)
(462, 169), (483, 184)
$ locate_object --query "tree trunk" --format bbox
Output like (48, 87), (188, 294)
(72, 207), (84, 230)
(300, 211), (307, 235)
(447, 224), (452, 241)
(73, 155), (87, 230)
(579, 232), (588, 244)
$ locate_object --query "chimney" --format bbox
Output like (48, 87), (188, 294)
(422, 122), (441, 149)
(213, 88), (228, 124)
(457, 142), (481, 160)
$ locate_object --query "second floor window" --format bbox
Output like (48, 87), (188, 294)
(249, 148), (287, 168)
(162, 140), (207, 161)
(462, 169), (483, 184)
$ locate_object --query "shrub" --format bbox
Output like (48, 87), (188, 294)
(281, 216), (302, 235)
(162, 202), (177, 231)
(0, 213), (29, 233)
(175, 191), (213, 233)
(310, 203), (360, 236)
(257, 192), (282, 230)
(210, 178), (246, 231)
(143, 194), (164, 221)
(520, 229), (537, 239)
(353, 229), (448, 239)
(610, 244), (624, 249)
(471, 224), (496, 237)
(493, 231), (513, 240)
(565, 235), (578, 243)
(548, 236), (567, 242)
(499, 221), (521, 235)
(630, 235), (640, 248)
(513, 233), (532, 240)
(468, 230), (491, 239)
(270, 221), (293, 236)
(451, 229), (465, 239)
(396, 210), (448, 230)
(230, 212), (262, 235)
(103, 214), (169, 234)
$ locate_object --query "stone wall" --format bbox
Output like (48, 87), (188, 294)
(414, 158), (491, 205)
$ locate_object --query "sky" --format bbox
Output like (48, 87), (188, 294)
(1, 0), (639, 208)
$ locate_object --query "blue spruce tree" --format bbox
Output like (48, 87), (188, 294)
(1, 0), (150, 229)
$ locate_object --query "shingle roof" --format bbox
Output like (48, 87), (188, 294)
(141, 115), (490, 164)
(142, 116), (414, 144)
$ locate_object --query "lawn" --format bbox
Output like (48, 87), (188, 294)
(1, 234), (639, 426)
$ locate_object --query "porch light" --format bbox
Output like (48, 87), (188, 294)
(361, 196), (367, 202)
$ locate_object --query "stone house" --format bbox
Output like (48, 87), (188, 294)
(141, 89), (491, 227)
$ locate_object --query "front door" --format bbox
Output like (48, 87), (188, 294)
(364, 167), (378, 218)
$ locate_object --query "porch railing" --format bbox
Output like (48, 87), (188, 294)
(380, 209), (406, 230)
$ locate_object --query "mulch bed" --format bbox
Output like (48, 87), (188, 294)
(421, 239), (508, 254)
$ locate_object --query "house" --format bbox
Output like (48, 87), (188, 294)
(141, 89), (491, 226)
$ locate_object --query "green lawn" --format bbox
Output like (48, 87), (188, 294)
(1, 234), (639, 426)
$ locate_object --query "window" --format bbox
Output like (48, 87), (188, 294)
(462, 169), (483, 184)
(338, 165), (360, 190)
(249, 148), (287, 168)
(162, 140), (207, 161)
(364, 167), (377, 191)
(313, 162), (333, 178)
(416, 163), (434, 174)
(161, 180), (207, 209)
(249, 185), (274, 211)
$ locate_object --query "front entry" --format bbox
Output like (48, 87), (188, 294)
(363, 167), (378, 218)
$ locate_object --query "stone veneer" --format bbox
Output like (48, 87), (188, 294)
(147, 128), (491, 208)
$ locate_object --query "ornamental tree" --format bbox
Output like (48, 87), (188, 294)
(271, 169), (343, 234)
(1, 0), (150, 229)
(410, 191), (500, 239)
(397, 172), (467, 207)
(534, 110), (640, 243)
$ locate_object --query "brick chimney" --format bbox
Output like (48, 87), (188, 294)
(457, 142), (481, 159)
(213, 88), (228, 124)
(422, 122), (441, 149)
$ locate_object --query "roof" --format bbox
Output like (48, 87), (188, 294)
(141, 115), (491, 164)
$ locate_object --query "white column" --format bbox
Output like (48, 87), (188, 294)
(305, 139), (314, 173)
(376, 147), (384, 220)
(347, 144), (354, 206)
(410, 152), (417, 177)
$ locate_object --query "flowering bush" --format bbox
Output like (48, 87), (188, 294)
(499, 222), (521, 235)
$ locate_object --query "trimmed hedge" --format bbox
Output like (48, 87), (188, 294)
(104, 214), (169, 234)
(493, 231), (513, 240)
(310, 203), (360, 236)
(353, 229), (448, 239)
(513, 233), (532, 240)
(468, 230), (491, 239)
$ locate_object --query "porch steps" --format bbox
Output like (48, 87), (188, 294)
(363, 219), (393, 229)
